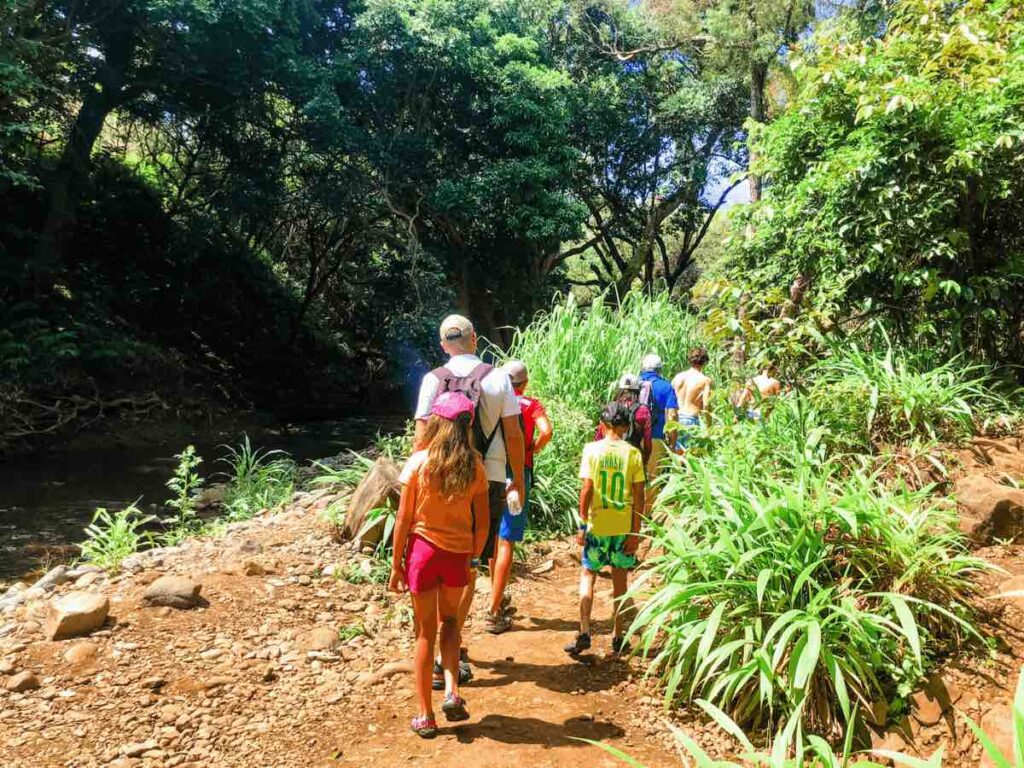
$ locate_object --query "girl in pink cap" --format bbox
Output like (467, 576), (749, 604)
(390, 391), (490, 737)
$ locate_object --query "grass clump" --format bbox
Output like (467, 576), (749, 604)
(79, 505), (155, 571)
(218, 435), (295, 522)
(631, 397), (989, 738)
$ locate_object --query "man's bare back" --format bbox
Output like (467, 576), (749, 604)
(671, 367), (712, 417)
(751, 373), (781, 399)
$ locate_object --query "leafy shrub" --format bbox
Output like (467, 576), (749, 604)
(79, 505), (156, 572)
(630, 400), (988, 736)
(218, 436), (295, 522)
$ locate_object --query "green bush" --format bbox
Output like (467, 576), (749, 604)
(630, 399), (988, 736)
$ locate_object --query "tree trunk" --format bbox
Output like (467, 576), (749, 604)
(748, 62), (769, 203)
(33, 18), (136, 285)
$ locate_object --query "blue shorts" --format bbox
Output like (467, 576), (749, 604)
(499, 467), (532, 543)
(676, 414), (701, 449)
(582, 532), (637, 572)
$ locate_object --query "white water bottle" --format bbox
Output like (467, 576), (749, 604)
(505, 479), (523, 517)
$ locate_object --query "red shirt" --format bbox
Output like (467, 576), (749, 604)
(519, 394), (548, 469)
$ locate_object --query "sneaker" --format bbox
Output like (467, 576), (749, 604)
(563, 632), (591, 655)
(433, 657), (473, 690)
(611, 636), (631, 656)
(485, 612), (512, 635)
(442, 693), (470, 722)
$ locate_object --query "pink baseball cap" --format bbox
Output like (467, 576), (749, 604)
(431, 391), (475, 423)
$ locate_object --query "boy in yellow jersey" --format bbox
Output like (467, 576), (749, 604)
(565, 402), (646, 656)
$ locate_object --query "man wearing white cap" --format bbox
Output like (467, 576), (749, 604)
(412, 314), (526, 686)
(638, 353), (678, 512)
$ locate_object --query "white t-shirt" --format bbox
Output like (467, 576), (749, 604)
(414, 354), (519, 482)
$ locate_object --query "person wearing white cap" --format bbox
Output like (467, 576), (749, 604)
(411, 314), (526, 686)
(638, 352), (678, 513)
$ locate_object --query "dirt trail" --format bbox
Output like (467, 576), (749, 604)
(0, 498), (678, 768)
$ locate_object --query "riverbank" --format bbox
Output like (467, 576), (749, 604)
(0, 413), (406, 583)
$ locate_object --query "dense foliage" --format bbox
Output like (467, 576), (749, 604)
(726, 0), (1024, 363)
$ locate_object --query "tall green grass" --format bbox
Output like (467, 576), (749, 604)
(630, 397), (989, 738)
(501, 292), (724, 531)
(218, 435), (295, 522)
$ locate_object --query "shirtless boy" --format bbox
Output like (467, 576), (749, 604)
(738, 364), (781, 420)
(671, 347), (712, 448)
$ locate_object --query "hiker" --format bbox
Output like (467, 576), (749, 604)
(638, 353), (677, 512)
(390, 392), (490, 738)
(565, 402), (646, 657)
(736, 363), (781, 421)
(413, 314), (526, 686)
(671, 347), (712, 448)
(595, 373), (652, 468)
(486, 360), (553, 633)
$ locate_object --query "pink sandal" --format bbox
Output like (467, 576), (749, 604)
(411, 715), (438, 738)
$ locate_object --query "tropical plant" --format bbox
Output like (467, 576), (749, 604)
(79, 505), (156, 572)
(218, 436), (295, 522)
(629, 399), (988, 736)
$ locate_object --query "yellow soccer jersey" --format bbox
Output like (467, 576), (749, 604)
(579, 437), (646, 536)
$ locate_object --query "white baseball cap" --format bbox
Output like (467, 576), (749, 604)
(502, 360), (529, 386)
(439, 314), (474, 342)
(617, 373), (640, 390)
(641, 353), (663, 371)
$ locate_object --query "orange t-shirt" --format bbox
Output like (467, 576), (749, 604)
(398, 450), (488, 554)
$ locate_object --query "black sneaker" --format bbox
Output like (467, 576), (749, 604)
(611, 636), (631, 656)
(564, 633), (591, 655)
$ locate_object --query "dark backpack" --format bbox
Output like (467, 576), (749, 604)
(430, 362), (503, 455)
(638, 379), (654, 409)
(624, 402), (646, 451)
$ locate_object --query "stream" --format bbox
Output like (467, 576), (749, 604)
(0, 415), (406, 584)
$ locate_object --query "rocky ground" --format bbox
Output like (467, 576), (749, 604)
(2, 435), (1024, 768)
(0, 490), (686, 768)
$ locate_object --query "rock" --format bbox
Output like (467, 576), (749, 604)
(0, 658), (14, 675)
(530, 559), (555, 575)
(240, 560), (267, 577)
(45, 591), (110, 640)
(302, 627), (340, 652)
(141, 677), (166, 690)
(339, 458), (401, 548)
(75, 571), (102, 588)
(341, 601), (366, 613)
(36, 565), (71, 592)
(911, 673), (960, 727)
(980, 705), (1014, 768)
(956, 475), (1024, 544)
(121, 741), (159, 758)
(359, 661), (413, 686)
(159, 704), (184, 724)
(194, 485), (228, 509)
(297, 575), (312, 586)
(63, 641), (99, 665)
(142, 576), (202, 609)
(6, 670), (40, 692)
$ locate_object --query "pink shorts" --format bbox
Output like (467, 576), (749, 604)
(406, 534), (470, 595)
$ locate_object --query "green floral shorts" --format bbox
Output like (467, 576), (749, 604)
(582, 533), (637, 571)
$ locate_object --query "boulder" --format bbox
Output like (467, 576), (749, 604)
(0, 658), (14, 675)
(339, 458), (401, 549)
(44, 592), (110, 640)
(142, 576), (202, 609)
(6, 670), (40, 692)
(956, 474), (1024, 544)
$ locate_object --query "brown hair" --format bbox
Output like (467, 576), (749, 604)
(421, 413), (480, 499)
(688, 347), (709, 367)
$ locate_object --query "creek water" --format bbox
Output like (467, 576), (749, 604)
(0, 415), (406, 584)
